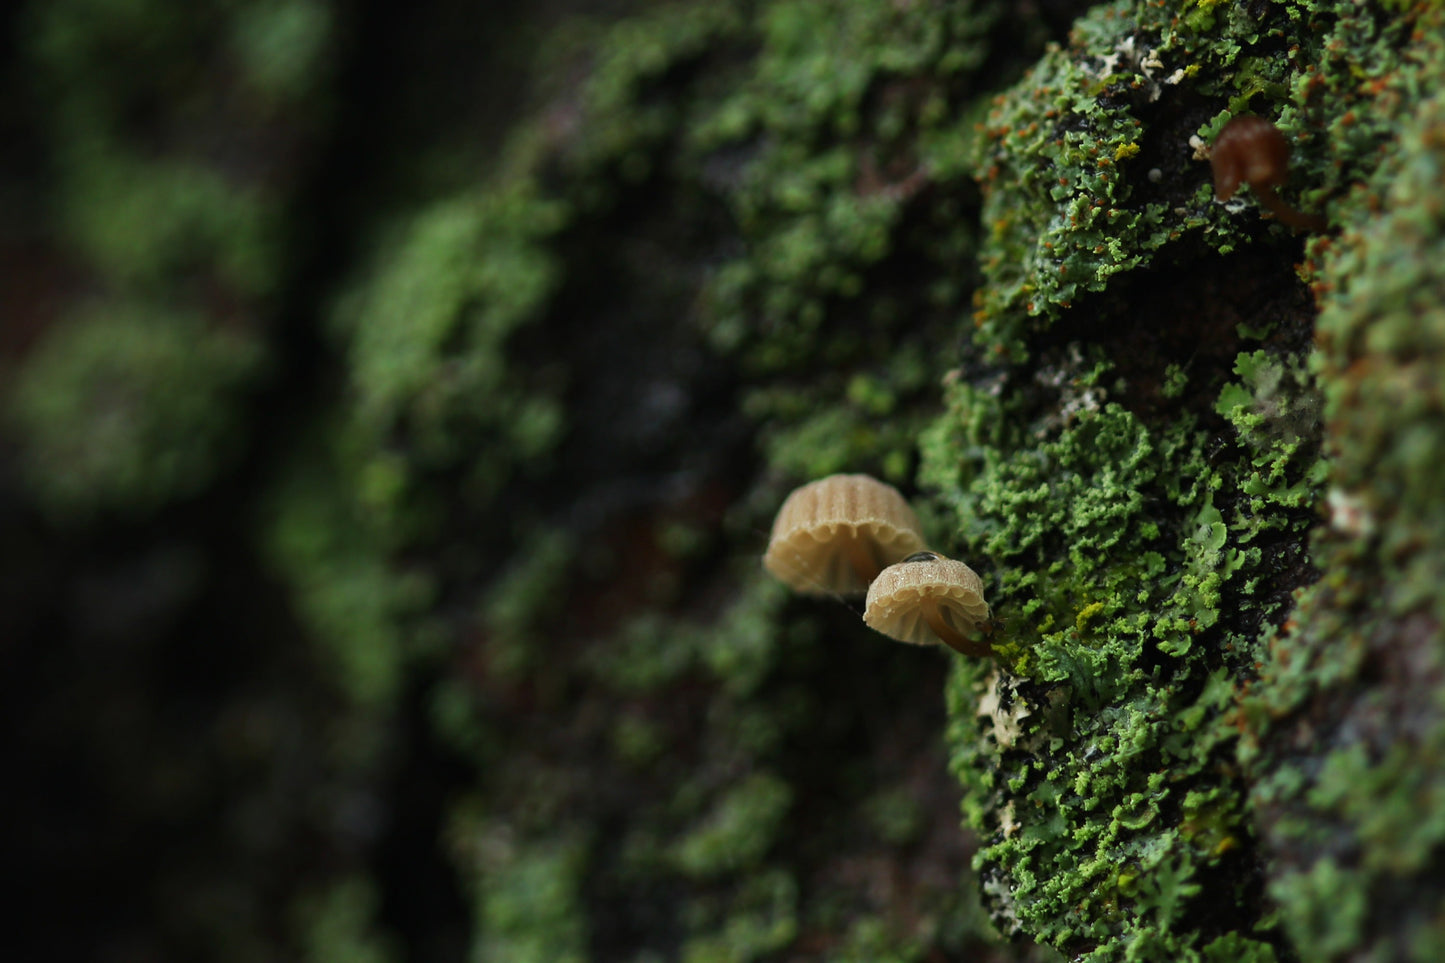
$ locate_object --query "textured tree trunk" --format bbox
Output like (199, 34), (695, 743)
(3, 0), (1442, 960)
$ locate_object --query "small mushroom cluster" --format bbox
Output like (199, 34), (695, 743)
(763, 474), (993, 658)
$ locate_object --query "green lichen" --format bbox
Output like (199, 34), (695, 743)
(931, 382), (1297, 957)
(967, 0), (1406, 359)
(1235, 8), (1445, 958)
(928, 0), (1441, 958)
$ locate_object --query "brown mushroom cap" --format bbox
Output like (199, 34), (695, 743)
(762, 474), (926, 595)
(1210, 114), (1291, 200)
(864, 552), (991, 657)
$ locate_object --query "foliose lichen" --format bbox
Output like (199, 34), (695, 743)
(928, 0), (1444, 958)
(1236, 9), (1445, 958)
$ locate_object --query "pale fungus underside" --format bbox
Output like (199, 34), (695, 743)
(764, 477), (995, 658)
(864, 552), (993, 658)
(762, 473), (926, 595)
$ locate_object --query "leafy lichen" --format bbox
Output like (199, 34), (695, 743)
(928, 0), (1444, 958)
(1237, 8), (1445, 958)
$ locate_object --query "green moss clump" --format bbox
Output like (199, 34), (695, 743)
(62, 157), (284, 298)
(671, 771), (793, 879)
(920, 0), (1445, 958)
(931, 381), (1294, 958)
(262, 434), (436, 709)
(9, 0), (336, 520)
(332, 185), (569, 502)
(28, 0), (333, 300)
(230, 0), (336, 106)
(454, 821), (591, 963)
(1236, 10), (1445, 958)
(8, 303), (263, 517)
(293, 877), (398, 963)
(678, 870), (799, 963)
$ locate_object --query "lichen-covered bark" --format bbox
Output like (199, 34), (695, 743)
(3, 0), (1442, 960)
(932, 1), (1444, 958)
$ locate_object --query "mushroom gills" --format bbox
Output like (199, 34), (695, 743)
(921, 597), (993, 658)
(841, 534), (883, 587)
(863, 553), (993, 657)
(762, 474), (925, 595)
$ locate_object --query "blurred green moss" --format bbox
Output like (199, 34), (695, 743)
(12, 0), (1441, 958)
(8, 303), (263, 517)
(295, 877), (399, 963)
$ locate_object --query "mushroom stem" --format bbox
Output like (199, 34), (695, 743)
(843, 537), (881, 587)
(922, 600), (993, 658)
(1254, 185), (1327, 232)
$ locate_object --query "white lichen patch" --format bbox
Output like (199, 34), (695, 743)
(982, 871), (1023, 936)
(998, 799), (1020, 838)
(1083, 33), (1181, 102)
(1034, 343), (1104, 436)
(1327, 487), (1376, 538)
(978, 669), (1033, 749)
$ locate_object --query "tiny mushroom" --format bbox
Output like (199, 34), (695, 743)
(763, 474), (926, 595)
(864, 551), (993, 658)
(1209, 115), (1326, 232)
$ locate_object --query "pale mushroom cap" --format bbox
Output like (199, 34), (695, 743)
(762, 474), (926, 595)
(864, 553), (990, 646)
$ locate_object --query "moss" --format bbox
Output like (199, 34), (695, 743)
(262, 433), (435, 709)
(294, 877), (398, 963)
(28, 0), (331, 297)
(58, 0), (1428, 957)
(10, 0), (335, 519)
(679, 870), (799, 963)
(863, 785), (928, 847)
(1233, 9), (1445, 959)
(332, 184), (569, 497)
(8, 302), (263, 517)
(60, 156), (284, 297)
(455, 820), (591, 963)
(670, 771), (793, 879)
(230, 0), (335, 106)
